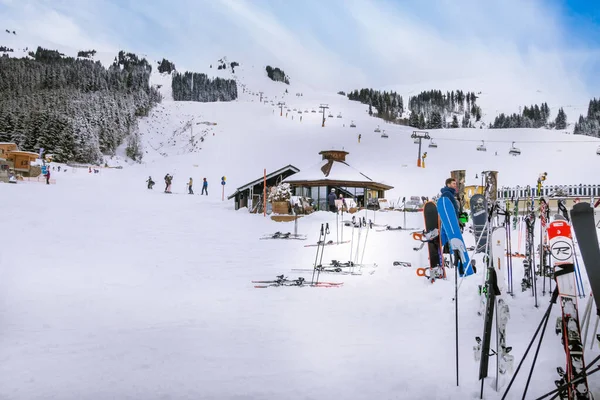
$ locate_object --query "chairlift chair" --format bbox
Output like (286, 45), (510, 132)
(413, 138), (420, 144)
(374, 126), (381, 133)
(304, 110), (309, 113)
(311, 109), (317, 113)
(428, 139), (438, 148)
(509, 141), (521, 156)
(350, 121), (357, 128)
(328, 113), (333, 118)
(476, 140), (487, 152)
(381, 130), (389, 138)
(337, 113), (343, 118)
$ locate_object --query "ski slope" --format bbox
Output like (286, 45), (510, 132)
(1, 50), (600, 399)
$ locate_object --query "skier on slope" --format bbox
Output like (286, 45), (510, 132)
(188, 177), (194, 194)
(146, 176), (155, 189)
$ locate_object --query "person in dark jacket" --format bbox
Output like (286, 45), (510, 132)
(328, 188), (337, 212)
(440, 178), (460, 219)
(201, 178), (208, 195)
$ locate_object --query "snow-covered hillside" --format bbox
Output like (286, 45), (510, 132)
(133, 62), (600, 203)
(1, 38), (600, 400)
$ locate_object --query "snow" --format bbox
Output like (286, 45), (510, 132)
(284, 159), (378, 185)
(1, 42), (600, 400)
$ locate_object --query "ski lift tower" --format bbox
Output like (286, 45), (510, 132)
(319, 104), (329, 127)
(277, 102), (286, 117)
(411, 130), (430, 168)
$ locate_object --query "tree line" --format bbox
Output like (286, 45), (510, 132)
(0, 47), (161, 163)
(171, 72), (237, 102)
(347, 88), (404, 122)
(573, 98), (600, 137)
(490, 103), (564, 129)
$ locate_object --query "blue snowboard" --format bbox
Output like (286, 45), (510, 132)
(437, 197), (474, 277)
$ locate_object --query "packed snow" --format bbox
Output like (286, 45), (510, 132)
(1, 55), (600, 399)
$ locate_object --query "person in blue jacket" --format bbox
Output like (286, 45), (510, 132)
(440, 178), (460, 218)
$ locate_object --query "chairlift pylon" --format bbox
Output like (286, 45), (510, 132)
(477, 140), (487, 152)
(509, 141), (521, 156)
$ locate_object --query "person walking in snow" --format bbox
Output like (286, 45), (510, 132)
(45, 169), (51, 185)
(188, 177), (194, 194)
(147, 176), (155, 189)
(201, 178), (208, 195)
(164, 174), (173, 193)
(328, 188), (337, 213)
(358, 134), (361, 143)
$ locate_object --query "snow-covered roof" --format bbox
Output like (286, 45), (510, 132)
(284, 159), (372, 183)
(283, 151), (393, 190)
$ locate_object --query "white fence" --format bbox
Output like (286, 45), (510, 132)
(497, 184), (600, 200)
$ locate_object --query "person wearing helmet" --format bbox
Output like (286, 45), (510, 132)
(328, 188), (337, 212)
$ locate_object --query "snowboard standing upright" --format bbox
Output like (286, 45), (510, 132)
(547, 220), (590, 399)
(470, 194), (488, 253)
(570, 202), (600, 314)
(438, 197), (474, 277)
(423, 201), (444, 280)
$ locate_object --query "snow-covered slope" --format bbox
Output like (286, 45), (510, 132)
(1, 37), (599, 400)
(133, 63), (600, 203)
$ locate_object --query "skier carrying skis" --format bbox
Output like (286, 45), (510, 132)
(164, 174), (173, 193)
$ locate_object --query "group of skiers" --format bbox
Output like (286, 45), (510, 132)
(146, 174), (208, 195)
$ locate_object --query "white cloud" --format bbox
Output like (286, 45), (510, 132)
(0, 0), (598, 109)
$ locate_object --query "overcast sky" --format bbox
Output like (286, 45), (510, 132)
(1, 0), (599, 103)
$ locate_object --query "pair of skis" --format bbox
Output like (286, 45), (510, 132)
(252, 275), (343, 288)
(260, 231), (307, 240)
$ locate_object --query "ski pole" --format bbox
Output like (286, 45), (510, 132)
(349, 216), (355, 262)
(336, 210), (339, 245)
(581, 294), (593, 348)
(311, 224), (324, 284)
(315, 223), (329, 284)
(360, 219), (371, 266)
(454, 250), (460, 387)
(591, 315), (599, 351)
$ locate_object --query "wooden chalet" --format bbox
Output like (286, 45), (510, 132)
(283, 150), (393, 211)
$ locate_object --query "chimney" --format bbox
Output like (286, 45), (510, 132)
(318, 150), (349, 162)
